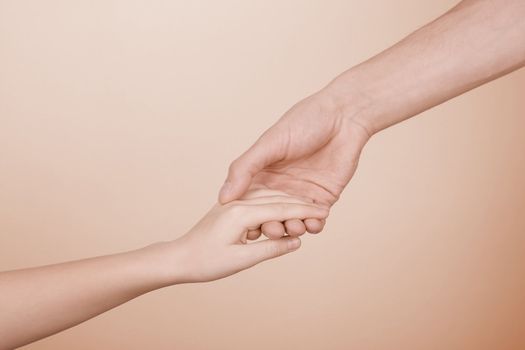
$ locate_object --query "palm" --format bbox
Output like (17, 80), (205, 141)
(250, 96), (369, 208)
(222, 94), (370, 238)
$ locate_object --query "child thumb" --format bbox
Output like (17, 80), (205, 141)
(243, 237), (301, 267)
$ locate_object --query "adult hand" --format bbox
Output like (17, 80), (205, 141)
(219, 0), (525, 239)
(219, 90), (371, 239)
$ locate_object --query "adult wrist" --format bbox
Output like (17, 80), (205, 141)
(321, 69), (378, 137)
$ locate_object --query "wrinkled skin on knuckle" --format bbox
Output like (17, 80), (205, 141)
(265, 243), (282, 258)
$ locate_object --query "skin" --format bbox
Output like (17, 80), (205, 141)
(2, 0), (524, 347)
(0, 191), (328, 350)
(219, 0), (525, 238)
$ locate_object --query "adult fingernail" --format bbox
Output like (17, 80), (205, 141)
(287, 238), (301, 251)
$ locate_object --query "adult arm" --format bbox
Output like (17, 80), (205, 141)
(219, 0), (525, 237)
(332, 0), (525, 135)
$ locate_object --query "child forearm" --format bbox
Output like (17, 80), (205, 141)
(0, 243), (176, 350)
(0, 192), (326, 349)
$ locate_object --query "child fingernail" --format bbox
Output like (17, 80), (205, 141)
(288, 238), (301, 250)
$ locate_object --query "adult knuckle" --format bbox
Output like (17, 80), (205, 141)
(227, 158), (242, 175)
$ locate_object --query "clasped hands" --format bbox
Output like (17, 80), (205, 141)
(163, 89), (371, 284)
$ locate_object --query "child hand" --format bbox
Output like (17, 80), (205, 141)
(238, 187), (327, 239)
(164, 193), (329, 283)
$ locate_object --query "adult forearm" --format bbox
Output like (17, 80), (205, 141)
(0, 242), (177, 349)
(326, 0), (525, 135)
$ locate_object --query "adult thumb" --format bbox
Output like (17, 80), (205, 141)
(219, 137), (277, 204)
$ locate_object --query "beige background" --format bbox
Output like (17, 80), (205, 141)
(1, 0), (524, 349)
